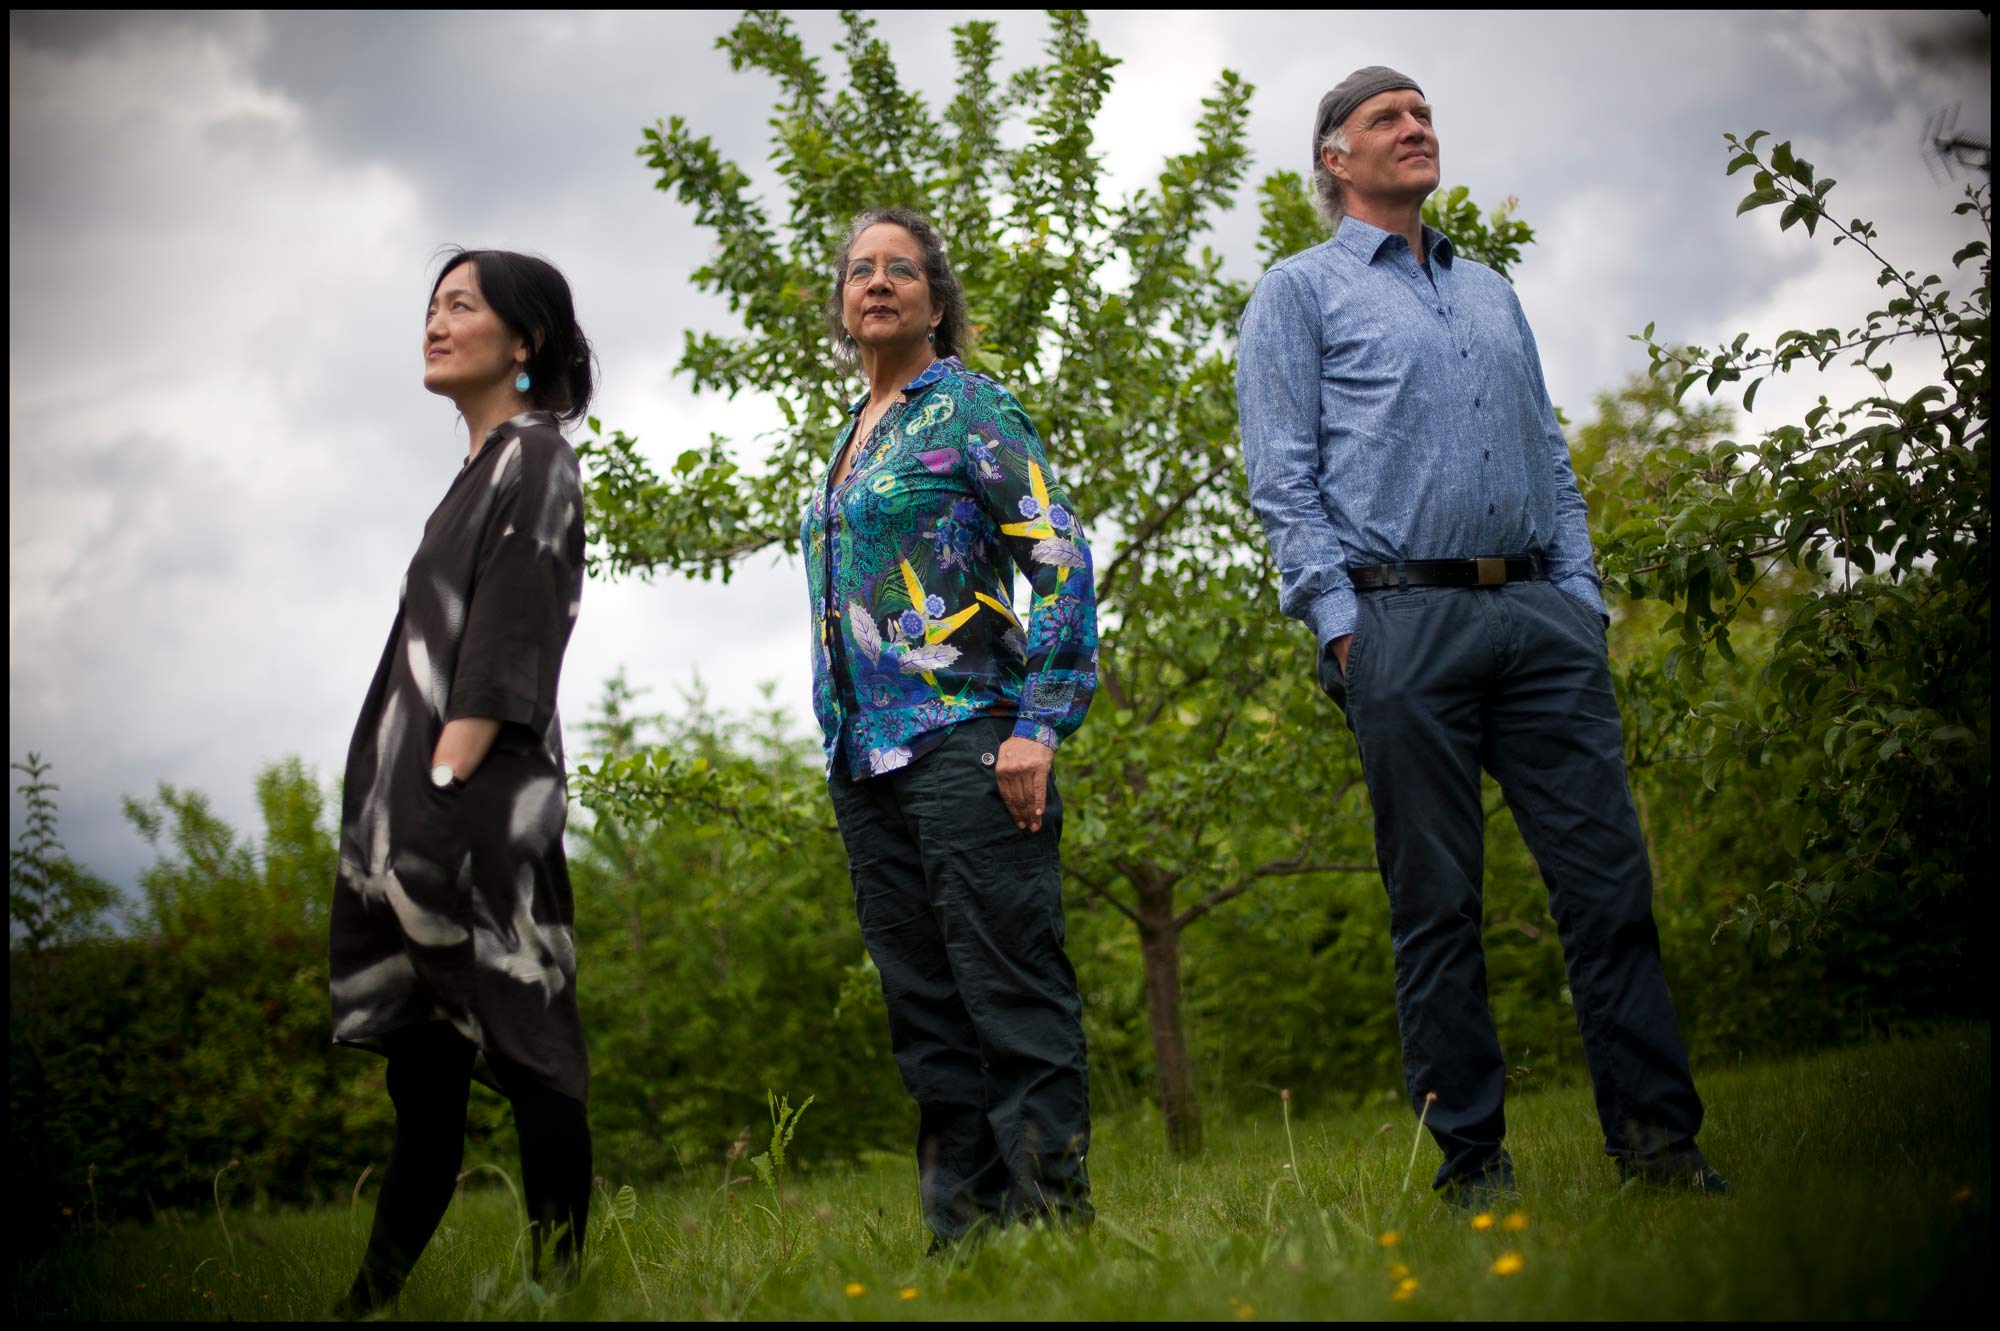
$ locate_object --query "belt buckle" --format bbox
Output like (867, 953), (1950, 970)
(1475, 557), (1506, 587)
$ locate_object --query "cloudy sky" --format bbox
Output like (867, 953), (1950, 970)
(8, 10), (1990, 906)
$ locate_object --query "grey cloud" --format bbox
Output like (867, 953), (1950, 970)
(8, 9), (243, 57)
(247, 12), (814, 211)
(8, 10), (1992, 909)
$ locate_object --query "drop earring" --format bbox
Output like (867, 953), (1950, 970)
(927, 330), (936, 343)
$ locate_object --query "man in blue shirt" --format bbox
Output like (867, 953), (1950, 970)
(1238, 66), (1726, 1207)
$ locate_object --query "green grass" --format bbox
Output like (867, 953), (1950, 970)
(14, 1027), (1989, 1321)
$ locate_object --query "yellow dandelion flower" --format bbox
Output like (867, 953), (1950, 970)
(1392, 1289), (1414, 1303)
(1389, 1262), (1411, 1279)
(899, 1287), (919, 1301)
(844, 1282), (866, 1297)
(1469, 1212), (1495, 1230)
(1491, 1252), (1524, 1277)
(1502, 1211), (1530, 1232)
(1235, 1304), (1258, 1320)
(1398, 1277), (1420, 1294)
(1378, 1229), (1402, 1247)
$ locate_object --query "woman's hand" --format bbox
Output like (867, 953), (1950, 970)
(995, 736), (1053, 832)
(431, 717), (502, 783)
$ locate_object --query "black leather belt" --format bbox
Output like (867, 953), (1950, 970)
(1349, 555), (1544, 590)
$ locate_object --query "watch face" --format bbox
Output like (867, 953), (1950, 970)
(431, 763), (455, 788)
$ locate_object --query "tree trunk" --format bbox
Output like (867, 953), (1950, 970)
(1138, 916), (1201, 1155)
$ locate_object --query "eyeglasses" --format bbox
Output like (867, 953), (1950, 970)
(844, 259), (924, 287)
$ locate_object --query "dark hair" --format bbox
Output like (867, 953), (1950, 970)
(825, 207), (968, 364)
(429, 248), (595, 425)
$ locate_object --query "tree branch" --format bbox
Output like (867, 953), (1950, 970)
(1096, 457), (1238, 601)
(1172, 849), (1375, 931)
(1067, 864), (1144, 927)
(1629, 540), (1787, 576)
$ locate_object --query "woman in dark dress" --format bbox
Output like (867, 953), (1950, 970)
(330, 249), (594, 1315)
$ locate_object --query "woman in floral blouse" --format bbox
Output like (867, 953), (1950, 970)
(802, 207), (1099, 1250)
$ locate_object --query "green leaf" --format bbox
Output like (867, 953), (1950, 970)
(1725, 152), (1759, 175)
(1736, 189), (1785, 216)
(1743, 377), (1763, 412)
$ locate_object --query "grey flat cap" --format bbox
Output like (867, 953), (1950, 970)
(1311, 66), (1423, 171)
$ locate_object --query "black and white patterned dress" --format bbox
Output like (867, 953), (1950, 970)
(330, 411), (588, 1104)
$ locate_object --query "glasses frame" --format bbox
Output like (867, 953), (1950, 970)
(843, 259), (925, 288)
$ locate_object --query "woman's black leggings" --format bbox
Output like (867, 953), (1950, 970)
(350, 1021), (591, 1305)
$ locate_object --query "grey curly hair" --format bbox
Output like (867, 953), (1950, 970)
(825, 206), (969, 363)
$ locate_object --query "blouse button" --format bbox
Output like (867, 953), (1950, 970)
(980, 752), (996, 767)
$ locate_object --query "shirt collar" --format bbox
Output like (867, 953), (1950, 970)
(1332, 216), (1455, 268)
(845, 355), (961, 416)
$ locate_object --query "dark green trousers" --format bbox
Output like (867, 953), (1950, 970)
(827, 715), (1093, 1241)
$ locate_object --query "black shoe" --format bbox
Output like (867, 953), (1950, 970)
(926, 1232), (975, 1262)
(330, 1271), (395, 1320)
(1441, 1175), (1523, 1215)
(1618, 1145), (1732, 1195)
(1439, 1153), (1521, 1215)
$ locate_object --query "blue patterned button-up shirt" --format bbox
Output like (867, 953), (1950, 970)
(1237, 217), (1603, 650)
(801, 356), (1099, 779)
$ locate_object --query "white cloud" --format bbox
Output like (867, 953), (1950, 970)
(6, 10), (1991, 900)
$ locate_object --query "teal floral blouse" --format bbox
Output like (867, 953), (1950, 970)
(801, 357), (1099, 779)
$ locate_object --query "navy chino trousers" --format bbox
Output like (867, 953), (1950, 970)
(1322, 577), (1704, 1190)
(827, 714), (1093, 1241)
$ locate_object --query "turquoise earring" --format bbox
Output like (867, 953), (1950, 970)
(514, 367), (532, 392)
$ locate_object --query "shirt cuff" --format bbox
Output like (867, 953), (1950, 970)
(1305, 586), (1358, 650)
(1012, 718), (1060, 752)
(1552, 574), (1608, 623)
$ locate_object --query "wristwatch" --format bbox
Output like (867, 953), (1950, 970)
(430, 762), (466, 793)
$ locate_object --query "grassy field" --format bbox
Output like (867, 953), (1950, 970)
(13, 1027), (1989, 1321)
